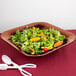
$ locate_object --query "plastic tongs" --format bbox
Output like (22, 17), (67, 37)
(0, 55), (37, 76)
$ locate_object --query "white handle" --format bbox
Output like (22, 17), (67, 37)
(20, 64), (37, 68)
(20, 69), (32, 76)
(0, 64), (8, 70)
(0, 64), (18, 70)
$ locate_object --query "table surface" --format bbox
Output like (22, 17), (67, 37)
(0, 30), (76, 76)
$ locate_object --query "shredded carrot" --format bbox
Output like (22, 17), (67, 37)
(54, 41), (63, 47)
(40, 32), (45, 37)
(39, 32), (48, 41)
(28, 46), (35, 54)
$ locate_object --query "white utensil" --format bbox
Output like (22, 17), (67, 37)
(0, 64), (16, 70)
(20, 64), (37, 68)
(0, 64), (37, 70)
(2, 55), (32, 76)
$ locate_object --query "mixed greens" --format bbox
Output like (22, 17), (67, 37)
(11, 26), (66, 55)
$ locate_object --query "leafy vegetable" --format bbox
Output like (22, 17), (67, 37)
(11, 26), (66, 55)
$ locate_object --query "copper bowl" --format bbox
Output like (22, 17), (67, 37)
(1, 22), (76, 57)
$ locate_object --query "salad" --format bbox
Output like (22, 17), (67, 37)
(11, 26), (66, 55)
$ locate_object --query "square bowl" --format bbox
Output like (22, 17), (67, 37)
(1, 22), (76, 57)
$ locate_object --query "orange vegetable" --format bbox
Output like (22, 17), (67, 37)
(54, 41), (63, 47)
(39, 32), (48, 41)
(30, 37), (40, 41)
(40, 32), (45, 37)
(41, 46), (53, 50)
(28, 46), (35, 55)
